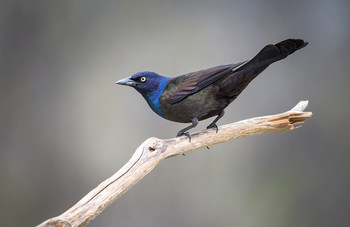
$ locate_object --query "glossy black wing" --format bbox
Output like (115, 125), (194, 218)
(167, 61), (247, 104)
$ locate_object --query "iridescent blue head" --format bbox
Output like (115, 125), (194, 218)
(115, 71), (170, 118)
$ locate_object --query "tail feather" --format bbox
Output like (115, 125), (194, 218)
(241, 39), (308, 70)
(221, 39), (308, 100)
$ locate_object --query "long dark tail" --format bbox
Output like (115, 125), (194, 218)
(239, 39), (308, 73)
(221, 39), (308, 99)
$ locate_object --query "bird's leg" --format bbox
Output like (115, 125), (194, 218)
(176, 118), (199, 142)
(207, 111), (225, 133)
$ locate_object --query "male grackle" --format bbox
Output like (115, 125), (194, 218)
(116, 39), (308, 141)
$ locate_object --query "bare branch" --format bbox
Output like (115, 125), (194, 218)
(37, 100), (312, 227)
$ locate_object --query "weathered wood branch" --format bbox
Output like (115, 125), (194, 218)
(37, 100), (312, 227)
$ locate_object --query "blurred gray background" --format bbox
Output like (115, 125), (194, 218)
(1, 0), (349, 226)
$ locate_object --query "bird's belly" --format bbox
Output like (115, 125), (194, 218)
(160, 87), (229, 123)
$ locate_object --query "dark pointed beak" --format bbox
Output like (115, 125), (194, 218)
(115, 77), (137, 87)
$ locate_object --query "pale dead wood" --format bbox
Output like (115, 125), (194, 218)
(37, 100), (312, 227)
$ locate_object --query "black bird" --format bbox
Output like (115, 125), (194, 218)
(116, 39), (308, 141)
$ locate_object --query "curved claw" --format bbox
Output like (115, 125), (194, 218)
(176, 118), (198, 143)
(207, 123), (218, 133)
(177, 131), (191, 142)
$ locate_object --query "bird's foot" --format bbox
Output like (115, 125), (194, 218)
(207, 123), (219, 133)
(177, 131), (191, 142)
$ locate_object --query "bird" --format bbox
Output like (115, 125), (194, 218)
(116, 39), (308, 141)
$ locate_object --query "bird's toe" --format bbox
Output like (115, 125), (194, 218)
(176, 131), (192, 142)
(207, 123), (218, 133)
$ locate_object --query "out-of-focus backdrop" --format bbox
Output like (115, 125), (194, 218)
(1, 0), (349, 226)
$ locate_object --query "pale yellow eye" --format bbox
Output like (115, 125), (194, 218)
(140, 76), (147, 82)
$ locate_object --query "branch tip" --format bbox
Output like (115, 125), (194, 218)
(290, 100), (309, 112)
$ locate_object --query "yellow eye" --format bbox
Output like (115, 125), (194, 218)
(140, 76), (147, 82)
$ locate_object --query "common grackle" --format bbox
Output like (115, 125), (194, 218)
(116, 39), (308, 141)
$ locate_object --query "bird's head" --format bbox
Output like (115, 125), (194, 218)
(116, 71), (170, 117)
(116, 71), (167, 94)
(116, 71), (170, 104)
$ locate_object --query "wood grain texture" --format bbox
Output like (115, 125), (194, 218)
(37, 100), (312, 227)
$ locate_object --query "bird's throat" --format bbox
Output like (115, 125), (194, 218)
(144, 77), (169, 118)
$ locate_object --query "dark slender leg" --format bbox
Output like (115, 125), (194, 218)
(207, 110), (225, 133)
(177, 118), (198, 142)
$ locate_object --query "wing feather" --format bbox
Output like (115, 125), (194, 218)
(167, 61), (247, 104)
